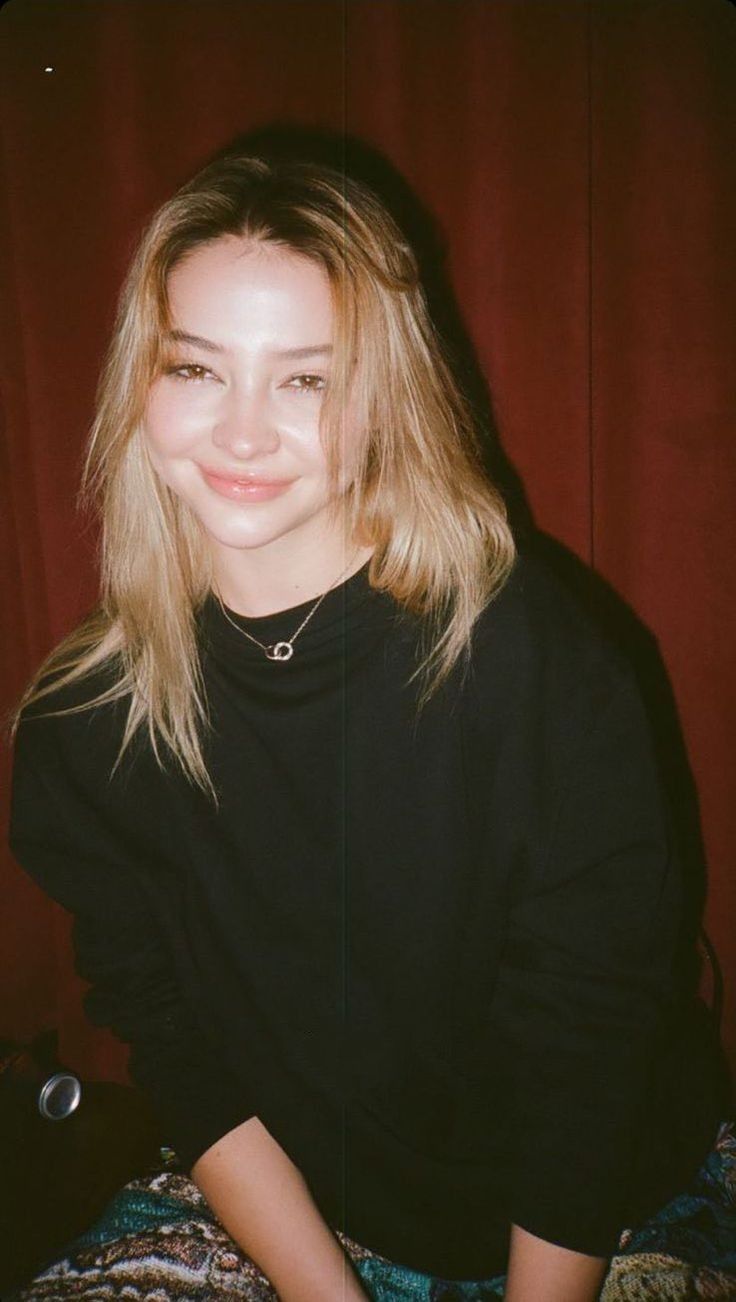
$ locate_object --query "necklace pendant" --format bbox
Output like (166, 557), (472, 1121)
(266, 641), (294, 662)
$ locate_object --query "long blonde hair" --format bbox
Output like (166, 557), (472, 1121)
(5, 152), (516, 808)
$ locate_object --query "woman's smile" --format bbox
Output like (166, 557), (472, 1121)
(198, 465), (297, 501)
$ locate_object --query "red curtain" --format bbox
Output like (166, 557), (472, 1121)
(2, 0), (735, 1084)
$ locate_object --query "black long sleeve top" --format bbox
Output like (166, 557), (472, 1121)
(8, 546), (722, 1280)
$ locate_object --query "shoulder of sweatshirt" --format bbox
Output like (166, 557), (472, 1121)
(12, 652), (147, 800)
(462, 542), (649, 765)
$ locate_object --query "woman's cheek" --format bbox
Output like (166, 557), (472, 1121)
(276, 400), (328, 459)
(144, 387), (212, 454)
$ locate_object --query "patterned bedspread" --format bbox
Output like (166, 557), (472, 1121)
(10, 1120), (736, 1300)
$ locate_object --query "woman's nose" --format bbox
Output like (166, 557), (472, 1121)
(211, 387), (280, 458)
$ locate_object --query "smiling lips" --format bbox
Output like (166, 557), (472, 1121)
(199, 466), (296, 501)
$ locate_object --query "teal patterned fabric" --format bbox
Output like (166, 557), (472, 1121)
(12, 1121), (736, 1300)
(353, 1255), (505, 1300)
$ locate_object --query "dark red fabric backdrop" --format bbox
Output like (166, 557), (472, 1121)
(2, 0), (735, 1085)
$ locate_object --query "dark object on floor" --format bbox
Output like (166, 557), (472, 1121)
(0, 1029), (162, 1298)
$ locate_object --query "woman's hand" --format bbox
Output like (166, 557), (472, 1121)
(192, 1115), (370, 1300)
(503, 1223), (609, 1302)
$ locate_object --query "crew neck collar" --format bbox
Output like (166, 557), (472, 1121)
(197, 558), (394, 663)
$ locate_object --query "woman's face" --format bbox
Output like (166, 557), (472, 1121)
(143, 236), (355, 567)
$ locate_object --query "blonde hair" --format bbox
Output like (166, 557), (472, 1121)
(5, 152), (516, 808)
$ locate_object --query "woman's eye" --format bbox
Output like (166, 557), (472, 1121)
(284, 373), (327, 394)
(165, 363), (217, 383)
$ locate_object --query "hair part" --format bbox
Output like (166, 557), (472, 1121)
(5, 152), (516, 809)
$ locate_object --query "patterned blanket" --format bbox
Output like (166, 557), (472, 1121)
(10, 1121), (736, 1300)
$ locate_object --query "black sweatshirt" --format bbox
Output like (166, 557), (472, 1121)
(8, 546), (722, 1280)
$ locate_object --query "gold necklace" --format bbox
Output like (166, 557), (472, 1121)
(214, 554), (360, 661)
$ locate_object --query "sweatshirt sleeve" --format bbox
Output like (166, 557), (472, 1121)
(8, 708), (257, 1175)
(490, 670), (683, 1257)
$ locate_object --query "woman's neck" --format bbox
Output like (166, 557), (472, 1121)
(211, 542), (375, 619)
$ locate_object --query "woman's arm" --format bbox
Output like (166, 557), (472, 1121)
(9, 716), (368, 1299)
(487, 670), (683, 1259)
(192, 1115), (369, 1302)
(8, 720), (259, 1174)
(504, 1224), (608, 1302)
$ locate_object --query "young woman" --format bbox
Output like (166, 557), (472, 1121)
(6, 152), (726, 1301)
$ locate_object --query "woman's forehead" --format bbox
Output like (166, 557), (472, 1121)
(165, 238), (335, 352)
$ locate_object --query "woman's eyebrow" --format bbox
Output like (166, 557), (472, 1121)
(166, 330), (332, 359)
